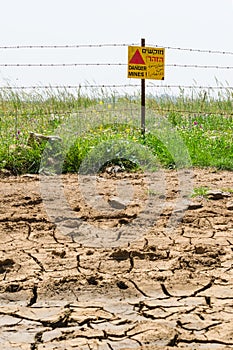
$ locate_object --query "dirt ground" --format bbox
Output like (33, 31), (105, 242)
(0, 168), (233, 350)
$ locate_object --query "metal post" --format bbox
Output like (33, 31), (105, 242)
(141, 38), (146, 137)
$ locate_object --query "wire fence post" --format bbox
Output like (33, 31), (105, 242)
(141, 38), (146, 137)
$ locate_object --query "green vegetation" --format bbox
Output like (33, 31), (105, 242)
(221, 187), (233, 193)
(0, 87), (232, 174)
(191, 186), (210, 198)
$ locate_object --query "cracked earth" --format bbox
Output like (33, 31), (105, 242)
(0, 168), (233, 350)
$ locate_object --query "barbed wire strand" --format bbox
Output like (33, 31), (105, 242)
(0, 43), (232, 55)
(0, 63), (125, 67)
(0, 43), (135, 49)
(0, 63), (233, 69)
(149, 44), (233, 55)
(167, 64), (233, 69)
(0, 84), (232, 90)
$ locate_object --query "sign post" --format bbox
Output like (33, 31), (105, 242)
(141, 38), (146, 137)
(128, 40), (165, 136)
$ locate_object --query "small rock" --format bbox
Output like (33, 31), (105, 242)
(21, 174), (39, 179)
(62, 220), (80, 228)
(187, 202), (203, 210)
(27, 132), (61, 146)
(105, 165), (125, 175)
(226, 201), (233, 210)
(0, 169), (12, 178)
(108, 197), (127, 210)
(207, 190), (229, 200)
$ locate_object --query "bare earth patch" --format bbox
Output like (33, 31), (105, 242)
(0, 168), (232, 349)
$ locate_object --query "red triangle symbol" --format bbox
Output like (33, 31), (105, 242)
(129, 49), (145, 65)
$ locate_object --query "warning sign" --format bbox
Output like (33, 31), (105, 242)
(129, 49), (146, 65)
(128, 46), (165, 80)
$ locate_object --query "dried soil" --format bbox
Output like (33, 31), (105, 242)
(0, 168), (233, 350)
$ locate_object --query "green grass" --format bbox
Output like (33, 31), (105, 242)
(0, 86), (232, 174)
(191, 186), (210, 198)
(221, 187), (233, 193)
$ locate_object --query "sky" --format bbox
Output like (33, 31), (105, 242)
(0, 0), (232, 95)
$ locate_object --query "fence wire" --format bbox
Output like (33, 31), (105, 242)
(0, 63), (233, 70)
(149, 44), (233, 56)
(0, 43), (232, 55)
(0, 43), (135, 50)
(0, 84), (232, 90)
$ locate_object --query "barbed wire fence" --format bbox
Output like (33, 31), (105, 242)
(0, 43), (232, 83)
(0, 42), (232, 134)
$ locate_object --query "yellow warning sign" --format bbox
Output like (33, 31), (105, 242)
(128, 46), (165, 80)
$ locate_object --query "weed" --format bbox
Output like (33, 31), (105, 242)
(191, 186), (210, 198)
(221, 188), (233, 193)
(0, 87), (232, 174)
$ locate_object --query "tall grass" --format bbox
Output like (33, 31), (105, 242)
(0, 86), (232, 174)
